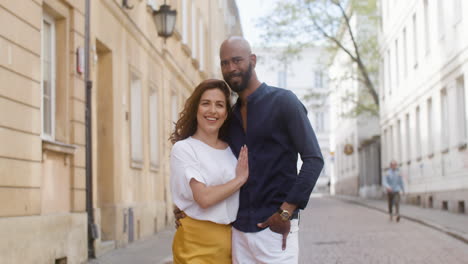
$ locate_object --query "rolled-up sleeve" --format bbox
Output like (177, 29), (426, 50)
(170, 142), (205, 203)
(282, 91), (324, 209)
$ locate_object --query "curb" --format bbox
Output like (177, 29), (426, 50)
(332, 195), (468, 245)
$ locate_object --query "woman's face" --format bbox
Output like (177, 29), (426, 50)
(196, 88), (228, 136)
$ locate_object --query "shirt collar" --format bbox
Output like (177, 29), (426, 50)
(235, 82), (268, 107)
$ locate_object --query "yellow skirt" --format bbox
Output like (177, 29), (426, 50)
(172, 215), (232, 264)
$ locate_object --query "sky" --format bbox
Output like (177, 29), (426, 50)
(235, 0), (275, 47)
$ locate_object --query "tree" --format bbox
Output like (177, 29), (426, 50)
(257, 0), (380, 116)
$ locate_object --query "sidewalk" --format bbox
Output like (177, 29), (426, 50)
(87, 228), (175, 264)
(334, 195), (468, 244)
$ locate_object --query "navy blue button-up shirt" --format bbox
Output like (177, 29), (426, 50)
(227, 83), (324, 232)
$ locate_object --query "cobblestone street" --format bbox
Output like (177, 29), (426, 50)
(299, 195), (468, 264)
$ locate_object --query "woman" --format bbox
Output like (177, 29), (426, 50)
(169, 79), (248, 263)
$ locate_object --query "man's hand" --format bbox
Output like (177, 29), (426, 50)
(173, 207), (186, 228)
(257, 213), (291, 250)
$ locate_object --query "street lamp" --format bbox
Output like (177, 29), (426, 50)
(153, 0), (177, 39)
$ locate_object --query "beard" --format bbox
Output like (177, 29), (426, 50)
(224, 63), (253, 93)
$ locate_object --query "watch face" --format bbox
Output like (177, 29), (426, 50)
(280, 211), (290, 220)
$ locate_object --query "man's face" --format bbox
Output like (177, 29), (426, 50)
(390, 162), (397, 169)
(222, 61), (253, 93)
(220, 45), (254, 93)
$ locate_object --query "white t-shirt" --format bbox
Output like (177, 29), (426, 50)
(170, 137), (239, 224)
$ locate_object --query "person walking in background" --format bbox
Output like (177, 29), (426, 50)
(383, 160), (405, 222)
(169, 79), (249, 263)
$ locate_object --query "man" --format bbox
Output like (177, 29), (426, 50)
(176, 36), (323, 263)
(383, 160), (405, 222)
(220, 36), (323, 263)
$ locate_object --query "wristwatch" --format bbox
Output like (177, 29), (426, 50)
(277, 208), (291, 221)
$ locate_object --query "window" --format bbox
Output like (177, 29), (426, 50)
(412, 13), (418, 68)
(441, 88), (449, 151)
(387, 50), (392, 95)
(385, 0), (389, 18)
(278, 71), (287, 88)
(406, 113), (411, 161)
(351, 133), (355, 169)
(147, 0), (157, 9)
(437, 0), (445, 39)
(149, 88), (159, 168)
(423, 0), (430, 54)
(380, 59), (385, 98)
(403, 28), (408, 77)
(395, 39), (399, 87)
(181, 0), (188, 44)
(397, 120), (402, 161)
(130, 74), (143, 166)
(379, 0), (384, 30)
(416, 106), (421, 158)
(456, 76), (467, 144)
(454, 0), (462, 24)
(41, 13), (56, 140)
(172, 93), (178, 129)
(314, 70), (323, 89)
(383, 129), (388, 166)
(191, 2), (197, 59)
(314, 112), (324, 133)
(389, 125), (394, 163)
(427, 98), (433, 154)
(199, 19), (205, 70)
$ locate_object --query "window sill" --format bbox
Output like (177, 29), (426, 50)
(131, 161), (143, 170)
(172, 29), (182, 41)
(42, 139), (77, 155)
(199, 70), (207, 79)
(181, 43), (191, 57)
(150, 165), (159, 173)
(458, 143), (467, 151)
(191, 58), (199, 70)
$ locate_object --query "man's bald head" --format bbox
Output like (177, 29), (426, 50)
(220, 36), (252, 58)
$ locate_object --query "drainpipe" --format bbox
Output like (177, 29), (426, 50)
(85, 0), (98, 258)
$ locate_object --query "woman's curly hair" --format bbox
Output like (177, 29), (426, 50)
(169, 79), (232, 144)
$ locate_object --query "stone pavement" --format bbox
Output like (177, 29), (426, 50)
(87, 228), (175, 264)
(334, 195), (468, 244)
(300, 195), (468, 263)
(87, 194), (468, 263)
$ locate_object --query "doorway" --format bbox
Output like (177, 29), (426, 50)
(95, 39), (116, 241)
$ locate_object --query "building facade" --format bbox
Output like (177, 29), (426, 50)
(255, 46), (332, 191)
(379, 0), (468, 213)
(0, 0), (241, 263)
(329, 4), (381, 197)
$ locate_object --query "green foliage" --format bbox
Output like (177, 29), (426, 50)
(257, 0), (380, 117)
